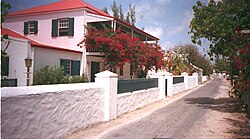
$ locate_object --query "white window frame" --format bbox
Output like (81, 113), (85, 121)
(66, 60), (72, 75)
(58, 18), (69, 36)
(28, 21), (35, 34)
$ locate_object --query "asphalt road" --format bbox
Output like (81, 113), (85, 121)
(100, 78), (228, 139)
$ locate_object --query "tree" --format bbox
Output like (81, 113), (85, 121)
(126, 12), (130, 24)
(190, 0), (250, 96)
(101, 7), (109, 14)
(111, 0), (119, 18)
(129, 4), (136, 26)
(1, 1), (11, 27)
(119, 5), (124, 20)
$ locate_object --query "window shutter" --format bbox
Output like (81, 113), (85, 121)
(68, 18), (74, 36)
(24, 22), (28, 35)
(34, 21), (38, 34)
(52, 19), (58, 37)
(60, 59), (67, 76)
(71, 60), (80, 76)
(1, 56), (9, 76)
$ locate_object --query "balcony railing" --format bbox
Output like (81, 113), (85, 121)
(86, 46), (100, 52)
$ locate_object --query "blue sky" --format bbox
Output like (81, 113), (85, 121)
(5, 0), (209, 53)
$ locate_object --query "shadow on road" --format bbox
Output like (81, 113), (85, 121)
(185, 97), (250, 138)
(185, 97), (240, 113)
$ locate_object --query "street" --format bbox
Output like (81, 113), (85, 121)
(100, 78), (234, 139)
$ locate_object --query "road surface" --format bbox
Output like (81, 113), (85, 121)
(100, 78), (233, 139)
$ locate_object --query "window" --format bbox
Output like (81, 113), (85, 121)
(58, 19), (69, 36)
(1, 55), (9, 77)
(52, 18), (74, 37)
(24, 21), (38, 35)
(60, 59), (80, 76)
(66, 60), (72, 75)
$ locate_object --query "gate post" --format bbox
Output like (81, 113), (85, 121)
(181, 72), (188, 90)
(153, 72), (166, 100)
(165, 72), (173, 97)
(192, 72), (198, 86)
(95, 70), (118, 121)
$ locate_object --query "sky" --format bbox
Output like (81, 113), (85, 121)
(5, 0), (209, 53)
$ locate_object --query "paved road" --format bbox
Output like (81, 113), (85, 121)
(100, 78), (229, 139)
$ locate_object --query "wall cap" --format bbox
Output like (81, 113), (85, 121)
(95, 70), (118, 78)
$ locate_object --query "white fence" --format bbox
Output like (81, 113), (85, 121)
(1, 71), (201, 139)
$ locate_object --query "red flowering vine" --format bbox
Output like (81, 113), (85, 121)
(78, 26), (165, 74)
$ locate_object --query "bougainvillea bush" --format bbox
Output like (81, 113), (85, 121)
(78, 26), (165, 75)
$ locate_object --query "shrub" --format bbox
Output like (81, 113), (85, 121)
(33, 66), (88, 85)
(33, 66), (65, 85)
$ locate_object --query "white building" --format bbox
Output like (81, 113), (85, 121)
(2, 0), (158, 86)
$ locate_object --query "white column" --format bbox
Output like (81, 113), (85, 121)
(181, 72), (188, 90)
(95, 70), (118, 121)
(192, 72), (198, 86)
(152, 72), (166, 100)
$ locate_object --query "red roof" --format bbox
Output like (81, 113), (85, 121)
(1, 28), (82, 53)
(8, 0), (111, 18)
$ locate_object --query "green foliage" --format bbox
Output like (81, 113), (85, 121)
(33, 66), (66, 85)
(190, 0), (250, 57)
(172, 44), (213, 75)
(110, 0), (136, 25)
(190, 0), (250, 96)
(111, 0), (119, 18)
(33, 66), (88, 85)
(1, 1), (11, 26)
(67, 75), (89, 83)
(101, 7), (109, 14)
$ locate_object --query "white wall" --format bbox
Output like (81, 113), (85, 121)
(117, 88), (159, 116)
(3, 10), (85, 52)
(202, 76), (208, 83)
(1, 37), (33, 86)
(33, 47), (82, 71)
(173, 83), (185, 94)
(1, 83), (105, 139)
(188, 76), (196, 89)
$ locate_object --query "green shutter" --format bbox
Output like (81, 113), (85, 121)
(71, 60), (80, 75)
(1, 56), (9, 76)
(60, 59), (67, 76)
(68, 18), (74, 36)
(52, 19), (58, 37)
(34, 21), (38, 34)
(24, 22), (28, 35)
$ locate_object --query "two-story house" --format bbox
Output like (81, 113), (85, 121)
(2, 0), (159, 86)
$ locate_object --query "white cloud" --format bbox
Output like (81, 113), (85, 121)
(167, 26), (184, 36)
(157, 0), (171, 4)
(167, 10), (193, 36)
(144, 27), (164, 38)
(162, 41), (175, 50)
(136, 1), (164, 26)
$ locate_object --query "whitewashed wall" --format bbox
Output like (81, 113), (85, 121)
(173, 83), (185, 94)
(1, 37), (33, 86)
(188, 76), (196, 89)
(33, 47), (82, 71)
(117, 88), (160, 116)
(1, 83), (105, 139)
(3, 10), (85, 52)
(202, 76), (208, 83)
